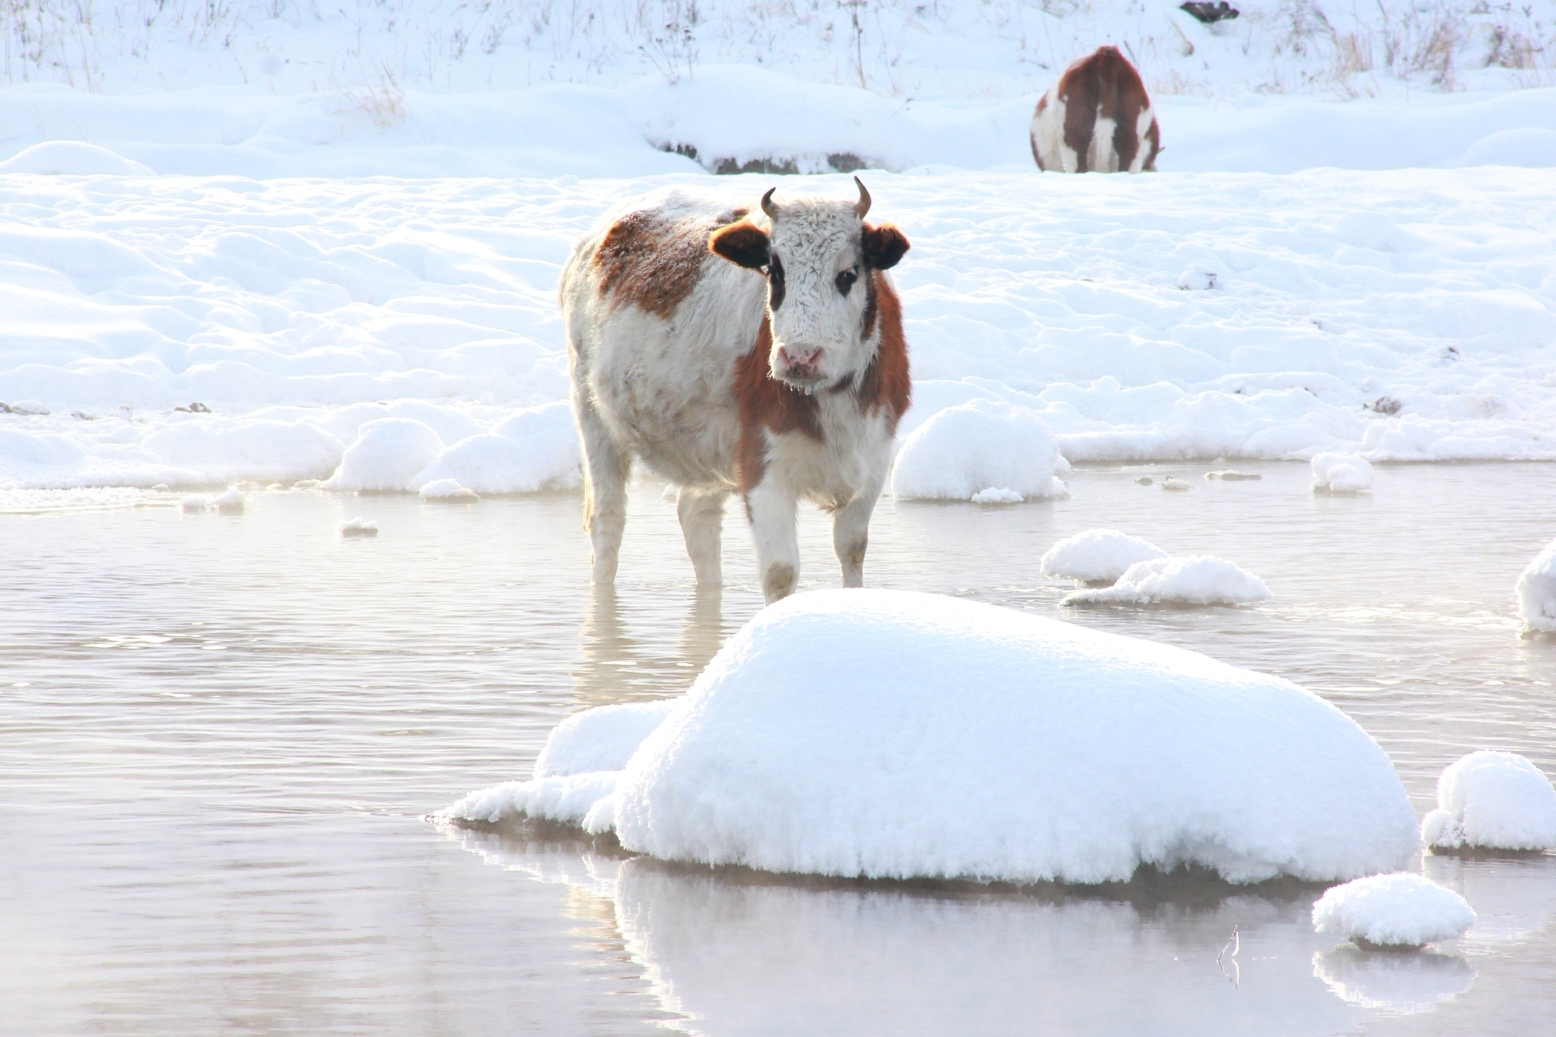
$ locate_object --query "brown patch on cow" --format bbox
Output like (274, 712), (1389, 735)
(855, 273), (912, 436)
(593, 207), (746, 318)
(1053, 45), (1159, 173)
(861, 222), (910, 270)
(708, 220), (770, 270)
(734, 315), (822, 493)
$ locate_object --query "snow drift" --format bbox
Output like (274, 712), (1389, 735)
(1516, 538), (1556, 635)
(1312, 873), (1476, 947)
(1422, 751), (1556, 852)
(1061, 556), (1272, 607)
(891, 400), (1068, 502)
(448, 590), (1418, 885)
(1041, 529), (1167, 584)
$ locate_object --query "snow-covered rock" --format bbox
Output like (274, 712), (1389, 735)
(891, 400), (1068, 503)
(1515, 537), (1556, 635)
(1313, 873), (1476, 947)
(1061, 556), (1271, 607)
(447, 590), (1418, 885)
(1312, 453), (1375, 493)
(1040, 529), (1167, 585)
(324, 419), (445, 493)
(418, 479), (479, 501)
(337, 517), (379, 537)
(211, 486), (244, 514)
(410, 401), (580, 494)
(1422, 751), (1556, 852)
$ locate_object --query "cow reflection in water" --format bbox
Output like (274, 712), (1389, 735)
(571, 585), (728, 708)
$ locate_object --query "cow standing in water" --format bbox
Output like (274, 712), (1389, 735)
(1030, 46), (1162, 173)
(560, 179), (911, 603)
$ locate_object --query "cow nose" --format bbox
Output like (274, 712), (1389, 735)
(779, 346), (823, 369)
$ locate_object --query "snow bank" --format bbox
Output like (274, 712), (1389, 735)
(0, 141), (153, 176)
(1041, 530), (1167, 585)
(1312, 453), (1375, 493)
(324, 419), (445, 493)
(891, 400), (1067, 502)
(409, 402), (580, 494)
(447, 590), (1418, 885)
(1313, 874), (1475, 947)
(337, 517), (378, 537)
(1422, 751), (1556, 852)
(1515, 538), (1556, 635)
(1061, 556), (1272, 607)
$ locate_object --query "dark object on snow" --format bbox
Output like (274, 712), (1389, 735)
(1368, 396), (1403, 416)
(1180, 2), (1239, 24)
(175, 402), (212, 413)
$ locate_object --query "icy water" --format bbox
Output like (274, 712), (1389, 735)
(3, 461), (1555, 1037)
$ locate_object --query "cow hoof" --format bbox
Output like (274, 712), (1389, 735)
(763, 562), (797, 602)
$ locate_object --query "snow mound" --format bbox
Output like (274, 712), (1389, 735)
(1161, 477), (1193, 492)
(1313, 944), (1475, 1015)
(337, 517), (378, 537)
(1206, 470), (1261, 481)
(1312, 453), (1375, 493)
(211, 486), (244, 514)
(1515, 538), (1556, 635)
(418, 479), (478, 501)
(0, 141), (153, 176)
(446, 590), (1419, 885)
(1313, 874), (1476, 947)
(179, 494), (208, 512)
(969, 487), (1022, 504)
(1421, 751), (1556, 852)
(1041, 529), (1167, 584)
(1061, 556), (1272, 607)
(410, 401), (580, 494)
(535, 700), (681, 779)
(891, 400), (1067, 502)
(324, 419), (445, 493)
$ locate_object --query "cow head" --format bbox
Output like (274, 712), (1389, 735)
(709, 177), (909, 392)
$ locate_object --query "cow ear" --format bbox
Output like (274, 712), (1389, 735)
(862, 223), (909, 270)
(709, 221), (770, 270)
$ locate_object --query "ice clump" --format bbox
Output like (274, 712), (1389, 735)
(1313, 874), (1476, 947)
(891, 400), (1067, 502)
(1041, 529), (1167, 584)
(446, 590), (1418, 885)
(410, 401), (581, 495)
(337, 518), (379, 537)
(1421, 751), (1556, 852)
(419, 479), (479, 501)
(211, 486), (245, 514)
(1061, 556), (1271, 607)
(1312, 453), (1374, 493)
(324, 419), (445, 492)
(1515, 537), (1556, 635)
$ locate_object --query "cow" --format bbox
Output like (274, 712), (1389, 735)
(1030, 46), (1161, 174)
(559, 178), (911, 603)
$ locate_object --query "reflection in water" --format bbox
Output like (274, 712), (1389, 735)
(572, 585), (730, 709)
(1313, 944), (1474, 1015)
(1425, 851), (1556, 951)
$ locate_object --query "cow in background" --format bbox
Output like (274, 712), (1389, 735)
(1030, 46), (1162, 174)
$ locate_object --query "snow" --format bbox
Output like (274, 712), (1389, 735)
(1313, 453), (1376, 493)
(1515, 537), (1556, 635)
(210, 485), (245, 513)
(178, 493), (207, 512)
(1061, 556), (1272, 607)
(1421, 751), (1556, 852)
(409, 401), (580, 495)
(533, 700), (680, 780)
(337, 517), (378, 537)
(418, 479), (478, 502)
(1040, 529), (1167, 585)
(969, 487), (1022, 505)
(323, 419), (445, 493)
(0, 141), (153, 176)
(891, 400), (1068, 502)
(446, 589), (1419, 885)
(1312, 873), (1476, 947)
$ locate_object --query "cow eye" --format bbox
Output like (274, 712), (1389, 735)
(836, 266), (858, 296)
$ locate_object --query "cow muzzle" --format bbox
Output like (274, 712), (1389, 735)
(776, 345), (825, 388)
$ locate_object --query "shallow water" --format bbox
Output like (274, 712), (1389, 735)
(3, 461), (1555, 1036)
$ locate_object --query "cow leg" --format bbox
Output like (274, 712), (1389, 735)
(677, 486), (726, 587)
(832, 475), (884, 589)
(746, 478), (800, 603)
(576, 397), (630, 584)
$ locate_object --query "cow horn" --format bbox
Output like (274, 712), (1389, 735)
(853, 176), (871, 219)
(761, 187), (779, 221)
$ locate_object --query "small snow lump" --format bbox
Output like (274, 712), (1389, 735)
(1040, 529), (1166, 584)
(1313, 873), (1475, 947)
(1422, 750), (1556, 852)
(211, 486), (245, 514)
(1061, 555), (1271, 607)
(419, 478), (479, 501)
(338, 518), (379, 537)
(1312, 452), (1374, 493)
(891, 400), (1067, 502)
(1515, 537), (1556, 635)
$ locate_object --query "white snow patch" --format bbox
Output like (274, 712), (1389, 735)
(324, 419), (445, 493)
(410, 401), (580, 494)
(1515, 537), (1556, 635)
(446, 590), (1419, 885)
(969, 487), (1022, 504)
(1062, 556), (1272, 607)
(179, 494), (208, 512)
(1177, 265), (1217, 291)
(337, 517), (378, 537)
(0, 141), (153, 176)
(891, 400), (1067, 502)
(418, 479), (479, 501)
(1312, 453), (1375, 493)
(1041, 529), (1167, 585)
(1313, 873), (1476, 947)
(1421, 751), (1556, 852)
(533, 700), (680, 780)
(211, 486), (244, 513)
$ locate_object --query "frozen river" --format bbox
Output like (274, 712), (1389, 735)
(3, 460), (1555, 1035)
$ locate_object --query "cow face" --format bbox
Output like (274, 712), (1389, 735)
(710, 178), (908, 392)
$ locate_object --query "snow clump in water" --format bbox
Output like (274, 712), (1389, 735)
(1515, 537), (1556, 635)
(211, 486), (245, 514)
(1313, 873), (1476, 947)
(891, 400), (1068, 502)
(446, 590), (1418, 885)
(418, 479), (479, 501)
(1421, 751), (1556, 852)
(179, 494), (208, 512)
(1312, 453), (1374, 493)
(1041, 529), (1167, 584)
(337, 517), (379, 537)
(1061, 556), (1271, 607)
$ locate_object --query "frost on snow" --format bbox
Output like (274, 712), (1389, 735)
(1312, 453), (1375, 493)
(1313, 873), (1476, 947)
(338, 517), (379, 536)
(1421, 751), (1556, 852)
(446, 590), (1418, 885)
(1041, 529), (1167, 584)
(1515, 537), (1556, 635)
(891, 400), (1067, 502)
(1061, 556), (1271, 607)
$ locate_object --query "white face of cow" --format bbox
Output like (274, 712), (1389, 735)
(710, 178), (909, 392)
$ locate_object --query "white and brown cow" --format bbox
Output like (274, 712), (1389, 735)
(560, 178), (911, 603)
(1030, 46), (1161, 174)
